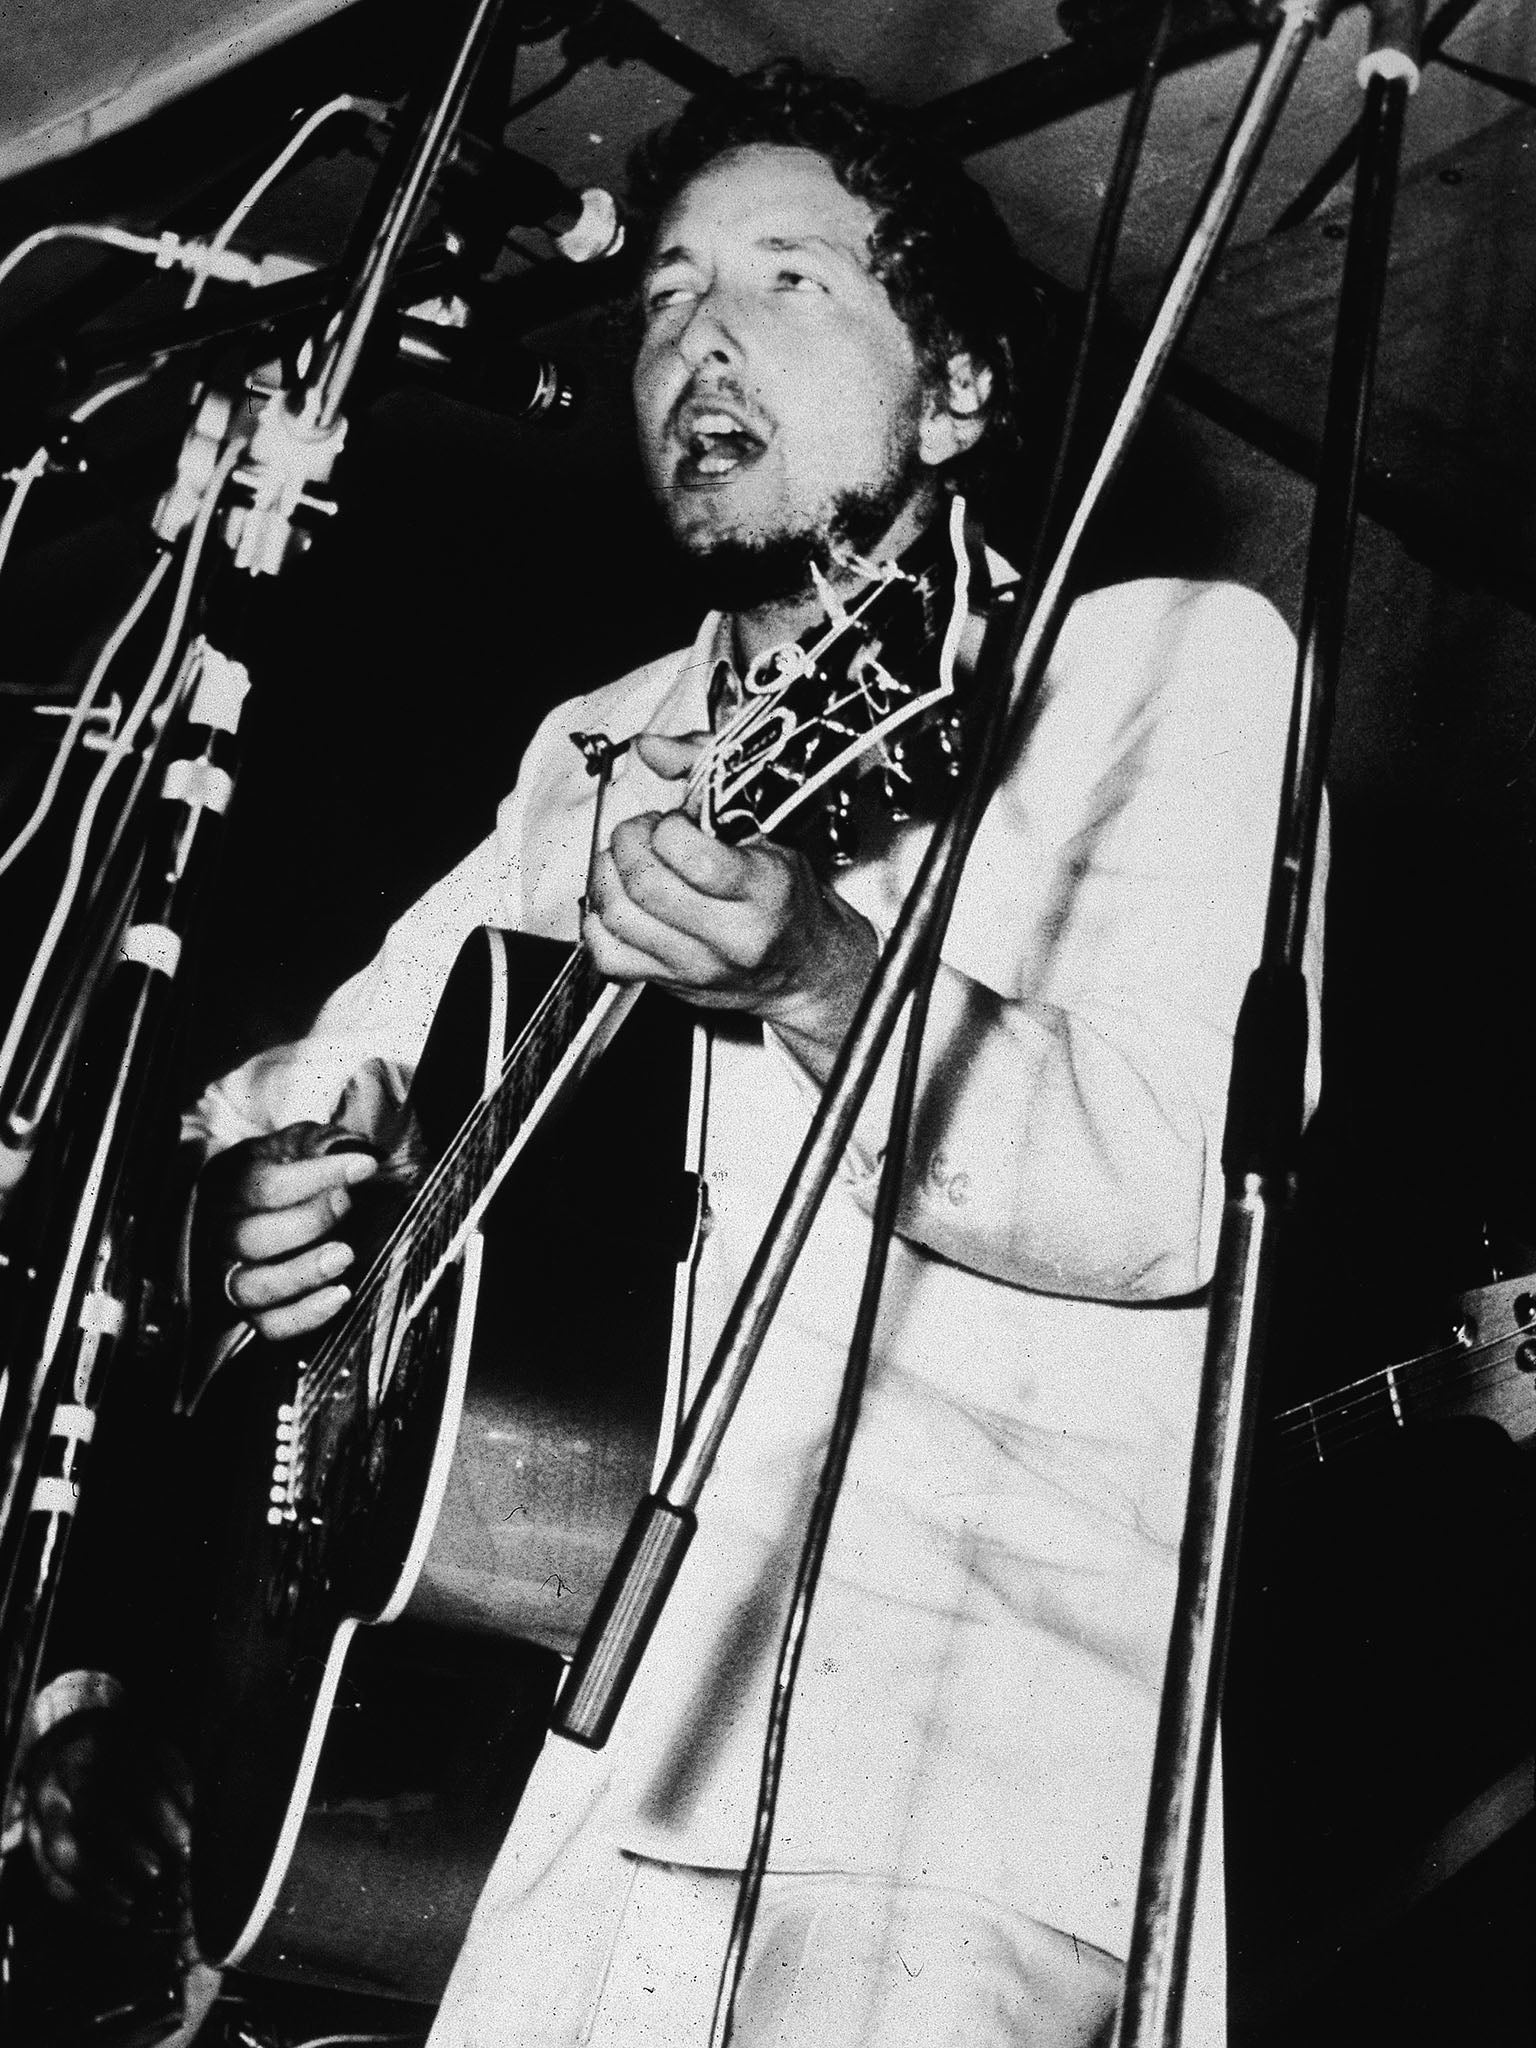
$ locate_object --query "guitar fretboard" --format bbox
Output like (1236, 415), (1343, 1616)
(1272, 1277), (1536, 1472)
(303, 945), (616, 1427)
(290, 496), (987, 1453)
(406, 946), (610, 1299)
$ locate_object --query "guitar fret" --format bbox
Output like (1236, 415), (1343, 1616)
(388, 952), (609, 1305)
(422, 1196), (448, 1286)
(1273, 1309), (1536, 1477)
(275, 519), (994, 1543)
(1305, 1400), (1324, 1464)
(470, 1114), (495, 1196)
(1383, 1363), (1406, 1427)
(441, 1127), (490, 1251)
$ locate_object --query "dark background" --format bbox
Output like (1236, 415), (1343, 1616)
(0, 6), (1530, 2042)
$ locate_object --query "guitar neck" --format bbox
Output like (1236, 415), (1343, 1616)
(313, 503), (991, 1386)
(327, 946), (633, 1372)
(445, 945), (608, 1234)
(1272, 1274), (1536, 1473)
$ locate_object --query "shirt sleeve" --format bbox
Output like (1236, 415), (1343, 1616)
(791, 579), (1324, 1304)
(177, 661), (613, 1159)
(182, 825), (511, 1159)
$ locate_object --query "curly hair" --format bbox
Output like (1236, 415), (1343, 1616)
(624, 61), (1047, 505)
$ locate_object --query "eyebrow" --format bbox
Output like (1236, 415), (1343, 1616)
(643, 230), (861, 279)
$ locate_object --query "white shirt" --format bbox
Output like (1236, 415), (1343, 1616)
(188, 573), (1323, 1957)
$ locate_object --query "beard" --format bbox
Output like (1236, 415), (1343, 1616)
(673, 470), (923, 617)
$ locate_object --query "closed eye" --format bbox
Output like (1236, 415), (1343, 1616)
(645, 282), (697, 316)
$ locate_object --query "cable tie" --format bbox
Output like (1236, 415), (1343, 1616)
(162, 757), (234, 815)
(186, 643), (252, 734)
(51, 1402), (97, 1443)
(121, 922), (182, 978)
(1357, 48), (1420, 90)
(1358, 0), (1422, 90)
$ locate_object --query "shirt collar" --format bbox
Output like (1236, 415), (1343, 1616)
(702, 611), (816, 729)
(682, 499), (1010, 733)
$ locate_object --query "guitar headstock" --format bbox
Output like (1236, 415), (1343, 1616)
(697, 498), (995, 862)
(1438, 1274), (1536, 1446)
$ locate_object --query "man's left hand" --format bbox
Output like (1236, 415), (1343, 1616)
(582, 732), (878, 1080)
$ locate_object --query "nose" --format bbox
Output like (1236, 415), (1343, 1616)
(673, 285), (738, 371)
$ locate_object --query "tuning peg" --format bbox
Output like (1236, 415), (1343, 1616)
(816, 786), (859, 867)
(879, 738), (913, 821)
(937, 712), (966, 774)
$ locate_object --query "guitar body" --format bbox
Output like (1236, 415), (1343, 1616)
(183, 503), (1000, 1997)
(188, 930), (699, 1993)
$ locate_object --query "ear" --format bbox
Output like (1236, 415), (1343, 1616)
(918, 351), (993, 469)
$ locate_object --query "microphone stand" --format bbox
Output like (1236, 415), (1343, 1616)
(0, 0), (516, 1823)
(554, 0), (1332, 1749)
(0, 251), (447, 460)
(1115, 10), (1423, 2041)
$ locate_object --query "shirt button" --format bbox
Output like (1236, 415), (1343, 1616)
(946, 1172), (970, 1206)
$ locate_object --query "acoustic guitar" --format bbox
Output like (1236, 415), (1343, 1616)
(185, 504), (993, 2000)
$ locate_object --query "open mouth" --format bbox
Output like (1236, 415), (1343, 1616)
(673, 405), (769, 487)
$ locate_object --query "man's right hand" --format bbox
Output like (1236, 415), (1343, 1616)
(199, 1124), (379, 1343)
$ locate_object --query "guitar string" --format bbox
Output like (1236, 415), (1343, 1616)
(294, 744), (748, 1443)
(1272, 1318), (1528, 1437)
(295, 948), (594, 1429)
(1276, 1398), (1517, 1469)
(288, 670), (781, 1446)
(708, 606), (950, 826)
(292, 952), (1533, 1466)
(1273, 1341), (1530, 1466)
(288, 716), (761, 1449)
(292, 945), (595, 1438)
(1272, 1330), (1523, 1439)
(1275, 1379), (1526, 1467)
(288, 571), (951, 1453)
(289, 723), (731, 1442)
(295, 558), (931, 1423)
(1277, 1302), (1531, 1416)
(328, 668), (777, 1318)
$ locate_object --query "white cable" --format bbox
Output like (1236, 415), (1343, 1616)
(0, 369), (163, 617)
(0, 220), (288, 306)
(0, 553), (171, 883)
(88, 438), (244, 871)
(289, 2035), (424, 2048)
(184, 95), (364, 311)
(70, 366), (161, 423)
(1, 115), (369, 425)
(0, 385), (181, 810)
(0, 441), (239, 1107)
(0, 444), (49, 581)
(0, 223), (168, 298)
(0, 100), (364, 460)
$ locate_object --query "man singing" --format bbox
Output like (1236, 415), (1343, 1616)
(38, 60), (1323, 2048)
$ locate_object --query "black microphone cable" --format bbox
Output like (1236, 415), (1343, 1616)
(709, 9), (1180, 2040)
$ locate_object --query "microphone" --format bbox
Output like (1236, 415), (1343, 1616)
(396, 291), (580, 424)
(0, 263), (581, 456)
(447, 140), (625, 264)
